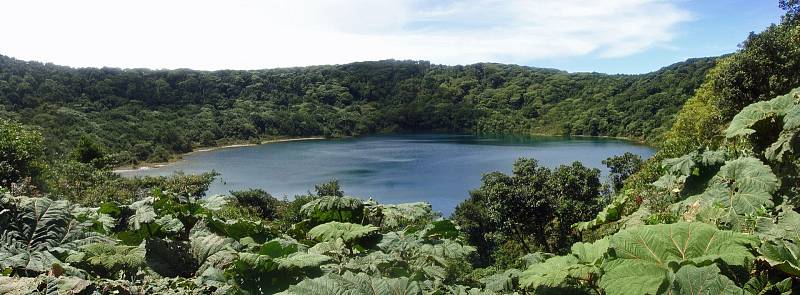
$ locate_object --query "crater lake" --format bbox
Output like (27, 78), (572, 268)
(117, 134), (654, 215)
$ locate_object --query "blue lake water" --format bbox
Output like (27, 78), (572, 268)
(118, 134), (654, 216)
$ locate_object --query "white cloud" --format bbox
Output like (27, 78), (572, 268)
(0, 0), (691, 69)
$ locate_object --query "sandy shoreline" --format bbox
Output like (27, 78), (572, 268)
(112, 137), (326, 173)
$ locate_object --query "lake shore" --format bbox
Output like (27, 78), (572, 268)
(112, 136), (326, 173)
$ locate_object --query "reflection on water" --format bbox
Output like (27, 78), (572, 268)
(118, 134), (654, 216)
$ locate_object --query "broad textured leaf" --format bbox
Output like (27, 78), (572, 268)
(726, 101), (785, 138)
(301, 196), (364, 216)
(420, 220), (459, 240)
(0, 276), (39, 294)
(571, 238), (609, 264)
(375, 202), (434, 230)
(55, 276), (93, 294)
(206, 217), (275, 243)
(712, 158), (778, 194)
(599, 222), (758, 295)
(308, 239), (347, 256)
(653, 175), (687, 191)
(669, 264), (742, 295)
(307, 222), (377, 244)
(276, 253), (331, 269)
(609, 222), (757, 266)
(279, 272), (422, 295)
(278, 277), (355, 295)
(190, 231), (235, 271)
(155, 215), (183, 234)
(342, 274), (422, 295)
(128, 197), (156, 230)
(0, 196), (107, 273)
(726, 87), (799, 138)
(759, 239), (800, 276)
(259, 238), (304, 258)
(698, 157), (778, 221)
(765, 130), (797, 162)
(573, 194), (628, 231)
(418, 240), (476, 260)
(201, 195), (232, 211)
(520, 255), (582, 289)
(521, 238), (607, 289)
(701, 185), (773, 218)
(785, 104), (800, 130)
(744, 275), (793, 295)
(662, 154), (696, 176)
(601, 259), (671, 295)
(65, 243), (145, 275)
(480, 269), (520, 292)
(755, 209), (800, 241)
(699, 150), (726, 166)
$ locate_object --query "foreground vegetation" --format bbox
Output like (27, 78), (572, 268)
(2, 1), (800, 294)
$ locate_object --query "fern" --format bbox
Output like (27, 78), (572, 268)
(65, 243), (145, 279)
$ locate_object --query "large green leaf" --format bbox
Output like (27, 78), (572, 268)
(308, 238), (347, 256)
(765, 130), (797, 162)
(696, 157), (779, 223)
(520, 255), (582, 289)
(307, 222), (377, 244)
(601, 259), (668, 295)
(279, 272), (422, 295)
(259, 238), (305, 258)
(372, 202), (435, 230)
(726, 101), (781, 138)
(758, 239), (800, 277)
(755, 209), (800, 241)
(0, 196), (107, 273)
(276, 253), (331, 269)
(785, 104), (800, 130)
(669, 264), (742, 295)
(712, 157), (779, 194)
(301, 196), (364, 217)
(128, 197), (156, 230)
(480, 269), (520, 292)
(205, 217), (276, 244)
(277, 275), (353, 295)
(190, 230), (236, 275)
(520, 238), (608, 289)
(744, 275), (793, 295)
(725, 88), (797, 138)
(573, 193), (629, 231)
(599, 222), (758, 295)
(0, 276), (41, 295)
(571, 238), (609, 264)
(663, 154), (696, 176)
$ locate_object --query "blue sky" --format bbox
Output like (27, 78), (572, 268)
(0, 0), (787, 74)
(535, 0), (786, 73)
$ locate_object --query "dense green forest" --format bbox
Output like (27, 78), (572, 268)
(0, 52), (714, 165)
(2, 1), (800, 294)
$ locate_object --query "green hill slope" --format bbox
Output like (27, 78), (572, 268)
(0, 55), (715, 165)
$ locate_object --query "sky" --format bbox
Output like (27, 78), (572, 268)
(0, 0), (786, 74)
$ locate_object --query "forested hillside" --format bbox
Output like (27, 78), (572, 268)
(1, 1), (800, 295)
(0, 53), (714, 165)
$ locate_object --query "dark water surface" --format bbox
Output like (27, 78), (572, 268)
(118, 134), (654, 215)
